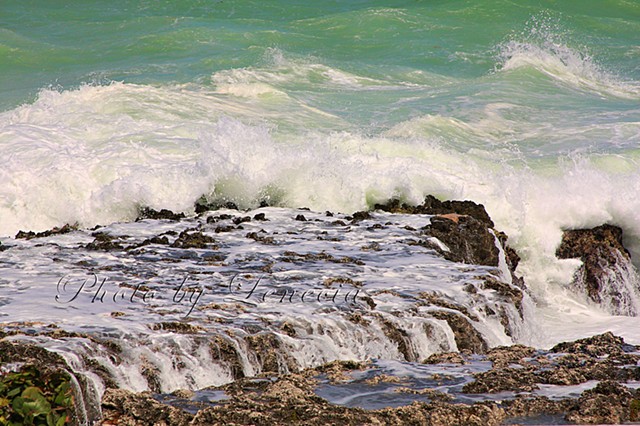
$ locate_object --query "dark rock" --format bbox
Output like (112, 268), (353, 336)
(137, 207), (185, 221)
(195, 199), (239, 213)
(233, 216), (251, 225)
(463, 366), (538, 393)
(246, 232), (276, 244)
(253, 213), (267, 221)
(139, 235), (170, 246)
(86, 232), (124, 251)
(550, 331), (626, 357)
(482, 277), (524, 315)
(486, 344), (535, 368)
(214, 225), (235, 233)
(429, 311), (488, 354)
(295, 214), (307, 222)
(351, 211), (372, 223)
(565, 381), (634, 424)
(375, 195), (494, 228)
(556, 224), (640, 315)
(171, 230), (217, 249)
(15, 223), (78, 240)
(423, 352), (465, 365)
(377, 316), (418, 361)
(101, 388), (193, 425)
(422, 215), (500, 267)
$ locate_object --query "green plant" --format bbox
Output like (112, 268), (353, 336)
(0, 364), (74, 425)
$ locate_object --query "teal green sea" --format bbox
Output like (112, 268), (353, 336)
(2, 1), (639, 108)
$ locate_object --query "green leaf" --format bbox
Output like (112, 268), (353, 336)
(56, 414), (67, 426)
(11, 395), (24, 412)
(7, 387), (21, 398)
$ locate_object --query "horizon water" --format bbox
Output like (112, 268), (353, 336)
(2, 0), (640, 413)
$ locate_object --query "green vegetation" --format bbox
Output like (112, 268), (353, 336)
(0, 365), (74, 426)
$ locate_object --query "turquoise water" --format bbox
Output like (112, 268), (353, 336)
(1, 0), (640, 307)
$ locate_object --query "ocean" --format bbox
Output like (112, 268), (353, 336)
(1, 0), (640, 421)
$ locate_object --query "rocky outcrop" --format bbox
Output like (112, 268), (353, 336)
(422, 215), (500, 267)
(565, 381), (636, 425)
(556, 224), (640, 316)
(102, 373), (507, 426)
(376, 196), (521, 283)
(429, 311), (488, 354)
(375, 195), (494, 228)
(97, 332), (640, 425)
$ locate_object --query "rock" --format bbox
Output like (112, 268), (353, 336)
(550, 331), (626, 357)
(565, 381), (635, 424)
(429, 311), (488, 354)
(171, 229), (217, 249)
(350, 211), (372, 223)
(15, 223), (77, 240)
(486, 344), (535, 369)
(194, 199), (239, 214)
(463, 366), (538, 393)
(423, 352), (465, 365)
(101, 388), (193, 425)
(556, 224), (640, 315)
(253, 213), (268, 221)
(137, 207), (185, 221)
(502, 396), (572, 422)
(422, 215), (500, 267)
(482, 277), (524, 315)
(375, 195), (494, 228)
(86, 232), (124, 251)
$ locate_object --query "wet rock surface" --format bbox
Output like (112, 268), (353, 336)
(557, 224), (640, 315)
(96, 332), (640, 425)
(4, 198), (640, 425)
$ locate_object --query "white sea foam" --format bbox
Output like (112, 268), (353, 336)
(1, 66), (640, 353)
(497, 27), (640, 99)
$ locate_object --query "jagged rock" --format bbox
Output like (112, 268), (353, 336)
(565, 381), (636, 425)
(377, 316), (418, 361)
(375, 195), (494, 228)
(137, 207), (185, 221)
(194, 199), (239, 214)
(463, 366), (538, 393)
(350, 211), (372, 223)
(171, 229), (217, 249)
(430, 311), (488, 354)
(502, 396), (572, 422)
(422, 215), (500, 267)
(15, 223), (77, 240)
(86, 232), (124, 251)
(551, 331), (626, 357)
(423, 352), (465, 365)
(486, 344), (535, 369)
(482, 277), (524, 315)
(101, 388), (193, 425)
(556, 224), (640, 315)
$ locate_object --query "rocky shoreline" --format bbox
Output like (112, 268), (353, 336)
(1, 195), (639, 425)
